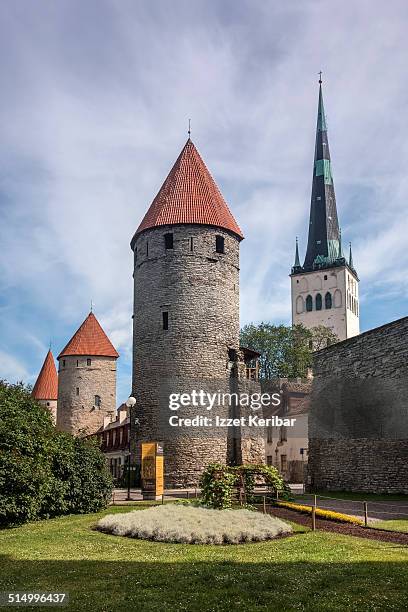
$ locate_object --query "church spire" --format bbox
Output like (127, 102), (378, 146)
(292, 237), (302, 273)
(349, 242), (354, 269)
(302, 78), (341, 271)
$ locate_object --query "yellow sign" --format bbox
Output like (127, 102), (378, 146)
(141, 442), (164, 499)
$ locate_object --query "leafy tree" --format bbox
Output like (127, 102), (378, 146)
(0, 381), (112, 527)
(240, 323), (338, 379)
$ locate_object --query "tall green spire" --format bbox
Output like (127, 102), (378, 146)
(302, 76), (341, 271)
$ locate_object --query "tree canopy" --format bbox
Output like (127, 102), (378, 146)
(240, 323), (338, 379)
(0, 381), (112, 527)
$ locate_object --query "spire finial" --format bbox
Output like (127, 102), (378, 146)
(188, 119), (191, 139)
(293, 236), (301, 269)
(49, 339), (52, 350)
(318, 71), (322, 84)
(349, 241), (354, 269)
(90, 299), (93, 313)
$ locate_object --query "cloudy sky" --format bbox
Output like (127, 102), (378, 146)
(1, 0), (408, 402)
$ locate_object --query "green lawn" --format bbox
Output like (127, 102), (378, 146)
(372, 520), (408, 533)
(1, 503), (407, 611)
(297, 491), (408, 502)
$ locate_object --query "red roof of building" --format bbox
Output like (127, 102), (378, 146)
(32, 349), (58, 400)
(132, 139), (243, 243)
(58, 312), (119, 359)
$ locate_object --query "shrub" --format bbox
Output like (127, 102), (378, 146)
(97, 504), (293, 544)
(0, 381), (112, 527)
(276, 501), (364, 525)
(199, 463), (290, 510)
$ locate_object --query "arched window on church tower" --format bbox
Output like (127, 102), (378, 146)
(306, 295), (313, 312)
(316, 293), (322, 310)
(325, 292), (332, 309)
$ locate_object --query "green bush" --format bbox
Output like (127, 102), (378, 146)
(0, 381), (112, 527)
(199, 463), (290, 510)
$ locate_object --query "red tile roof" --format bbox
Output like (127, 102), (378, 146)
(132, 139), (243, 242)
(58, 313), (119, 359)
(32, 349), (58, 400)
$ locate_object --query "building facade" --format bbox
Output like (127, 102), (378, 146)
(131, 138), (264, 487)
(291, 80), (359, 341)
(56, 312), (118, 436)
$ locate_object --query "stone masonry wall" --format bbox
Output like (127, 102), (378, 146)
(57, 355), (116, 436)
(132, 224), (264, 486)
(309, 316), (408, 493)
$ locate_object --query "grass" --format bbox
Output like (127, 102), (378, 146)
(371, 520), (408, 533)
(297, 491), (408, 502)
(1, 503), (407, 611)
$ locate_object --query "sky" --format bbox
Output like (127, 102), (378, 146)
(1, 0), (408, 403)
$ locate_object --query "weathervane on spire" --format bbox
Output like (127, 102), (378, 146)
(318, 71), (322, 84)
(90, 299), (93, 313)
(188, 118), (191, 138)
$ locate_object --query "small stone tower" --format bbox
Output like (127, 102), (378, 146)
(56, 312), (118, 436)
(291, 78), (359, 341)
(32, 349), (58, 424)
(131, 138), (261, 486)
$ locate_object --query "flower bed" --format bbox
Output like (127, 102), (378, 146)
(97, 504), (292, 544)
(275, 501), (364, 525)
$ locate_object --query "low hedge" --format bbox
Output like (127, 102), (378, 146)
(275, 501), (364, 525)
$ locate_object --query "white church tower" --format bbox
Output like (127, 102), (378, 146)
(290, 78), (359, 341)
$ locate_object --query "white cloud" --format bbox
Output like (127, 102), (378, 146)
(0, 1), (408, 398)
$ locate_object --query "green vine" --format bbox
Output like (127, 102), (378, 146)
(199, 463), (291, 510)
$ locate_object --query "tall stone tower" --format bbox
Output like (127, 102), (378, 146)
(56, 312), (118, 436)
(291, 79), (359, 341)
(32, 349), (58, 424)
(131, 138), (260, 486)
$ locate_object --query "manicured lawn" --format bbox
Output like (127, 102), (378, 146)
(373, 520), (408, 533)
(298, 491), (408, 502)
(1, 503), (407, 611)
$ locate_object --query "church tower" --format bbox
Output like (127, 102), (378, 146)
(131, 138), (261, 487)
(291, 78), (359, 341)
(32, 349), (58, 424)
(56, 312), (118, 436)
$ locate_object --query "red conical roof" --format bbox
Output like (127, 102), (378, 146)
(58, 313), (119, 359)
(132, 139), (243, 243)
(32, 350), (58, 400)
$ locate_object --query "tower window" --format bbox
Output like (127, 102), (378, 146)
(324, 275), (327, 280)
(87, 358), (91, 366)
(306, 295), (313, 312)
(325, 292), (332, 309)
(95, 395), (101, 407)
(164, 233), (173, 249)
(216, 235), (225, 254)
(62, 360), (66, 367)
(190, 237), (194, 251)
(162, 311), (169, 330)
(76, 387), (79, 396)
(46, 402), (50, 406)
(76, 360), (79, 367)
(316, 293), (322, 310)
(146, 241), (149, 256)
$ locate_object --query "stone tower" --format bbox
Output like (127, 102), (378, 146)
(291, 79), (359, 341)
(32, 349), (58, 424)
(56, 312), (118, 436)
(131, 138), (262, 486)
